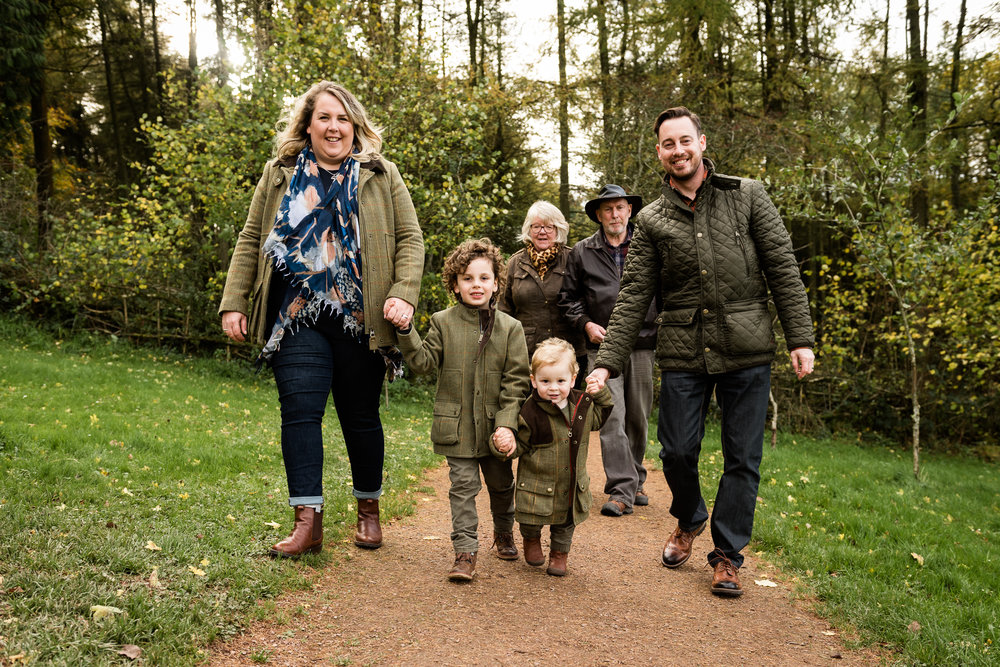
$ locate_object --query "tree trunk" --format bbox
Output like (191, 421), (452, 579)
(30, 76), (53, 252)
(465, 0), (483, 84)
(616, 0), (629, 111)
(878, 0), (889, 136)
(392, 0), (402, 66)
(98, 0), (126, 182)
(187, 0), (198, 100)
(213, 0), (229, 85)
(136, 0), (153, 112)
(949, 0), (967, 210)
(906, 0), (928, 227)
(596, 0), (611, 151)
(150, 0), (163, 101)
(557, 0), (569, 218)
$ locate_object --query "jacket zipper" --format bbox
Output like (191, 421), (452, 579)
(735, 231), (751, 278)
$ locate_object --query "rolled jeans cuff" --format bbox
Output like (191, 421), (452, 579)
(288, 495), (323, 507)
(353, 487), (382, 501)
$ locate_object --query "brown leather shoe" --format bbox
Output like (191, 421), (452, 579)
(493, 531), (518, 560)
(546, 549), (568, 576)
(448, 552), (477, 581)
(600, 499), (633, 516)
(661, 520), (706, 568)
(634, 488), (649, 506)
(269, 506), (322, 558)
(523, 536), (544, 566)
(711, 554), (743, 597)
(354, 498), (383, 549)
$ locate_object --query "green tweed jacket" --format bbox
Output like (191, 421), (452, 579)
(493, 386), (612, 526)
(397, 305), (530, 458)
(218, 156), (425, 349)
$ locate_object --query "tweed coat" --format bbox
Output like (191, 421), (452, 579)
(397, 304), (530, 458)
(218, 156), (424, 350)
(499, 245), (585, 357)
(596, 159), (815, 376)
(492, 386), (612, 526)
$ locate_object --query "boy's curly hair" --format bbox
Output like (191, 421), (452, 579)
(442, 238), (507, 302)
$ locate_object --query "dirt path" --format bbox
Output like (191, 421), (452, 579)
(211, 436), (877, 666)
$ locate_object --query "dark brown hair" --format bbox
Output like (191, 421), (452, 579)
(653, 106), (703, 137)
(442, 237), (506, 301)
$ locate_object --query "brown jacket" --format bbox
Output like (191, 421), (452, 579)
(219, 156), (424, 349)
(499, 245), (585, 357)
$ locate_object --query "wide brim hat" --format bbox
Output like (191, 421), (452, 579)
(584, 184), (643, 223)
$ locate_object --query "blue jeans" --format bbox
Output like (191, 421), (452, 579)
(270, 319), (386, 506)
(657, 364), (770, 568)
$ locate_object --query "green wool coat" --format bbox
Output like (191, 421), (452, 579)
(492, 386), (612, 526)
(218, 156), (425, 350)
(596, 159), (815, 376)
(397, 305), (530, 458)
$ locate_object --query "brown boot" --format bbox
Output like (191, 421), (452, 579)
(493, 531), (518, 560)
(448, 552), (477, 581)
(269, 506), (322, 558)
(710, 553), (743, 597)
(661, 520), (706, 568)
(523, 536), (545, 566)
(354, 498), (383, 549)
(546, 549), (568, 576)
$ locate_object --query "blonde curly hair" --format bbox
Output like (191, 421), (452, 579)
(274, 82), (382, 163)
(531, 337), (578, 376)
(442, 238), (506, 303)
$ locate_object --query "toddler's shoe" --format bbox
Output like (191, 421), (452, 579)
(546, 549), (568, 576)
(523, 536), (544, 566)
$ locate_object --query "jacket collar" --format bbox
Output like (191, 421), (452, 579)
(660, 156), (716, 209)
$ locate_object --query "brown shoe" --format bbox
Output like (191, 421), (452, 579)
(661, 520), (706, 568)
(546, 549), (568, 576)
(269, 506), (322, 558)
(634, 488), (649, 506)
(600, 499), (633, 517)
(448, 552), (477, 581)
(523, 536), (545, 566)
(711, 554), (743, 597)
(354, 498), (383, 549)
(493, 531), (518, 560)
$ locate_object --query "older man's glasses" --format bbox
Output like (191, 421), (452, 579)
(530, 224), (555, 233)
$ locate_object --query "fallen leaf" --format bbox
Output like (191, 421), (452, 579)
(421, 535), (442, 540)
(117, 644), (142, 660)
(910, 552), (924, 566)
(264, 521), (281, 529)
(188, 566), (206, 577)
(822, 631), (836, 636)
(121, 487), (133, 496)
(148, 568), (160, 588)
(200, 558), (210, 566)
(908, 621), (921, 633)
(226, 514), (236, 522)
(90, 605), (123, 621)
(144, 540), (162, 551)
(754, 579), (778, 587)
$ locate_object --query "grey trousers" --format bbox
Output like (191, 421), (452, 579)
(520, 518), (576, 552)
(590, 348), (655, 508)
(446, 455), (515, 553)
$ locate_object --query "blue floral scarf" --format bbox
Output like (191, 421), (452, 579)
(259, 146), (363, 362)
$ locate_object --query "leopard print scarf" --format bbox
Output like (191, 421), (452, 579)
(525, 242), (561, 281)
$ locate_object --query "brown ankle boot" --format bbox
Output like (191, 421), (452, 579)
(523, 536), (544, 566)
(269, 506), (322, 558)
(354, 498), (383, 549)
(546, 549), (568, 576)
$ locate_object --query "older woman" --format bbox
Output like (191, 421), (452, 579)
(219, 82), (424, 558)
(500, 201), (585, 378)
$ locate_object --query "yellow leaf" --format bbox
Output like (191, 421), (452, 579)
(188, 566), (206, 577)
(910, 552), (924, 566)
(145, 540), (162, 551)
(264, 521), (281, 529)
(121, 488), (133, 496)
(200, 558), (210, 566)
(226, 514), (236, 522)
(149, 568), (160, 588)
(91, 605), (123, 620)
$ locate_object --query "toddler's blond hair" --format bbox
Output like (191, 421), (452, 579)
(531, 337), (578, 376)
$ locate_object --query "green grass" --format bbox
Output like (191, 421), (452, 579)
(644, 417), (998, 665)
(0, 316), (438, 665)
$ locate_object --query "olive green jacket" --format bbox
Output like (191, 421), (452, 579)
(218, 156), (425, 350)
(491, 386), (612, 526)
(499, 246), (585, 357)
(596, 159), (815, 375)
(397, 305), (530, 458)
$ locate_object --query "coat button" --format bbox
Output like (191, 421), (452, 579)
(696, 232), (703, 238)
(546, 487), (553, 492)
(701, 269), (708, 275)
(705, 347), (711, 352)
(703, 308), (709, 315)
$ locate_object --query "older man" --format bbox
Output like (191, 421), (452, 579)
(559, 184), (657, 517)
(589, 108), (815, 597)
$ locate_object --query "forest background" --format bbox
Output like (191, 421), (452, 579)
(1, 0), (998, 458)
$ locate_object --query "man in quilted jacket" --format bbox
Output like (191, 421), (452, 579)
(588, 107), (815, 597)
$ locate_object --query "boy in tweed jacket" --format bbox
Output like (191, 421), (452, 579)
(396, 238), (530, 582)
(492, 337), (612, 576)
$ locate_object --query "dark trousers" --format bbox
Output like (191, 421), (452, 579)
(657, 364), (770, 568)
(270, 320), (386, 506)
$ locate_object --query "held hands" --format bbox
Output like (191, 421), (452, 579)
(586, 368), (609, 392)
(221, 311), (248, 342)
(383, 297), (414, 329)
(790, 348), (815, 380)
(584, 321), (606, 345)
(492, 427), (516, 457)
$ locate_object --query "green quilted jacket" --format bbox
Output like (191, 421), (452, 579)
(596, 159), (815, 375)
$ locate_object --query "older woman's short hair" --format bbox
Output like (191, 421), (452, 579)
(518, 200), (569, 246)
(275, 82), (383, 164)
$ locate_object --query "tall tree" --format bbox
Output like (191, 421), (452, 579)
(97, 0), (127, 182)
(213, 0), (229, 85)
(949, 0), (968, 210)
(557, 0), (569, 217)
(906, 0), (928, 226)
(596, 0), (612, 148)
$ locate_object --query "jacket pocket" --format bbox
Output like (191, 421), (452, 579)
(430, 402), (461, 445)
(576, 476), (591, 513)
(721, 300), (776, 355)
(654, 306), (699, 360)
(515, 482), (554, 517)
